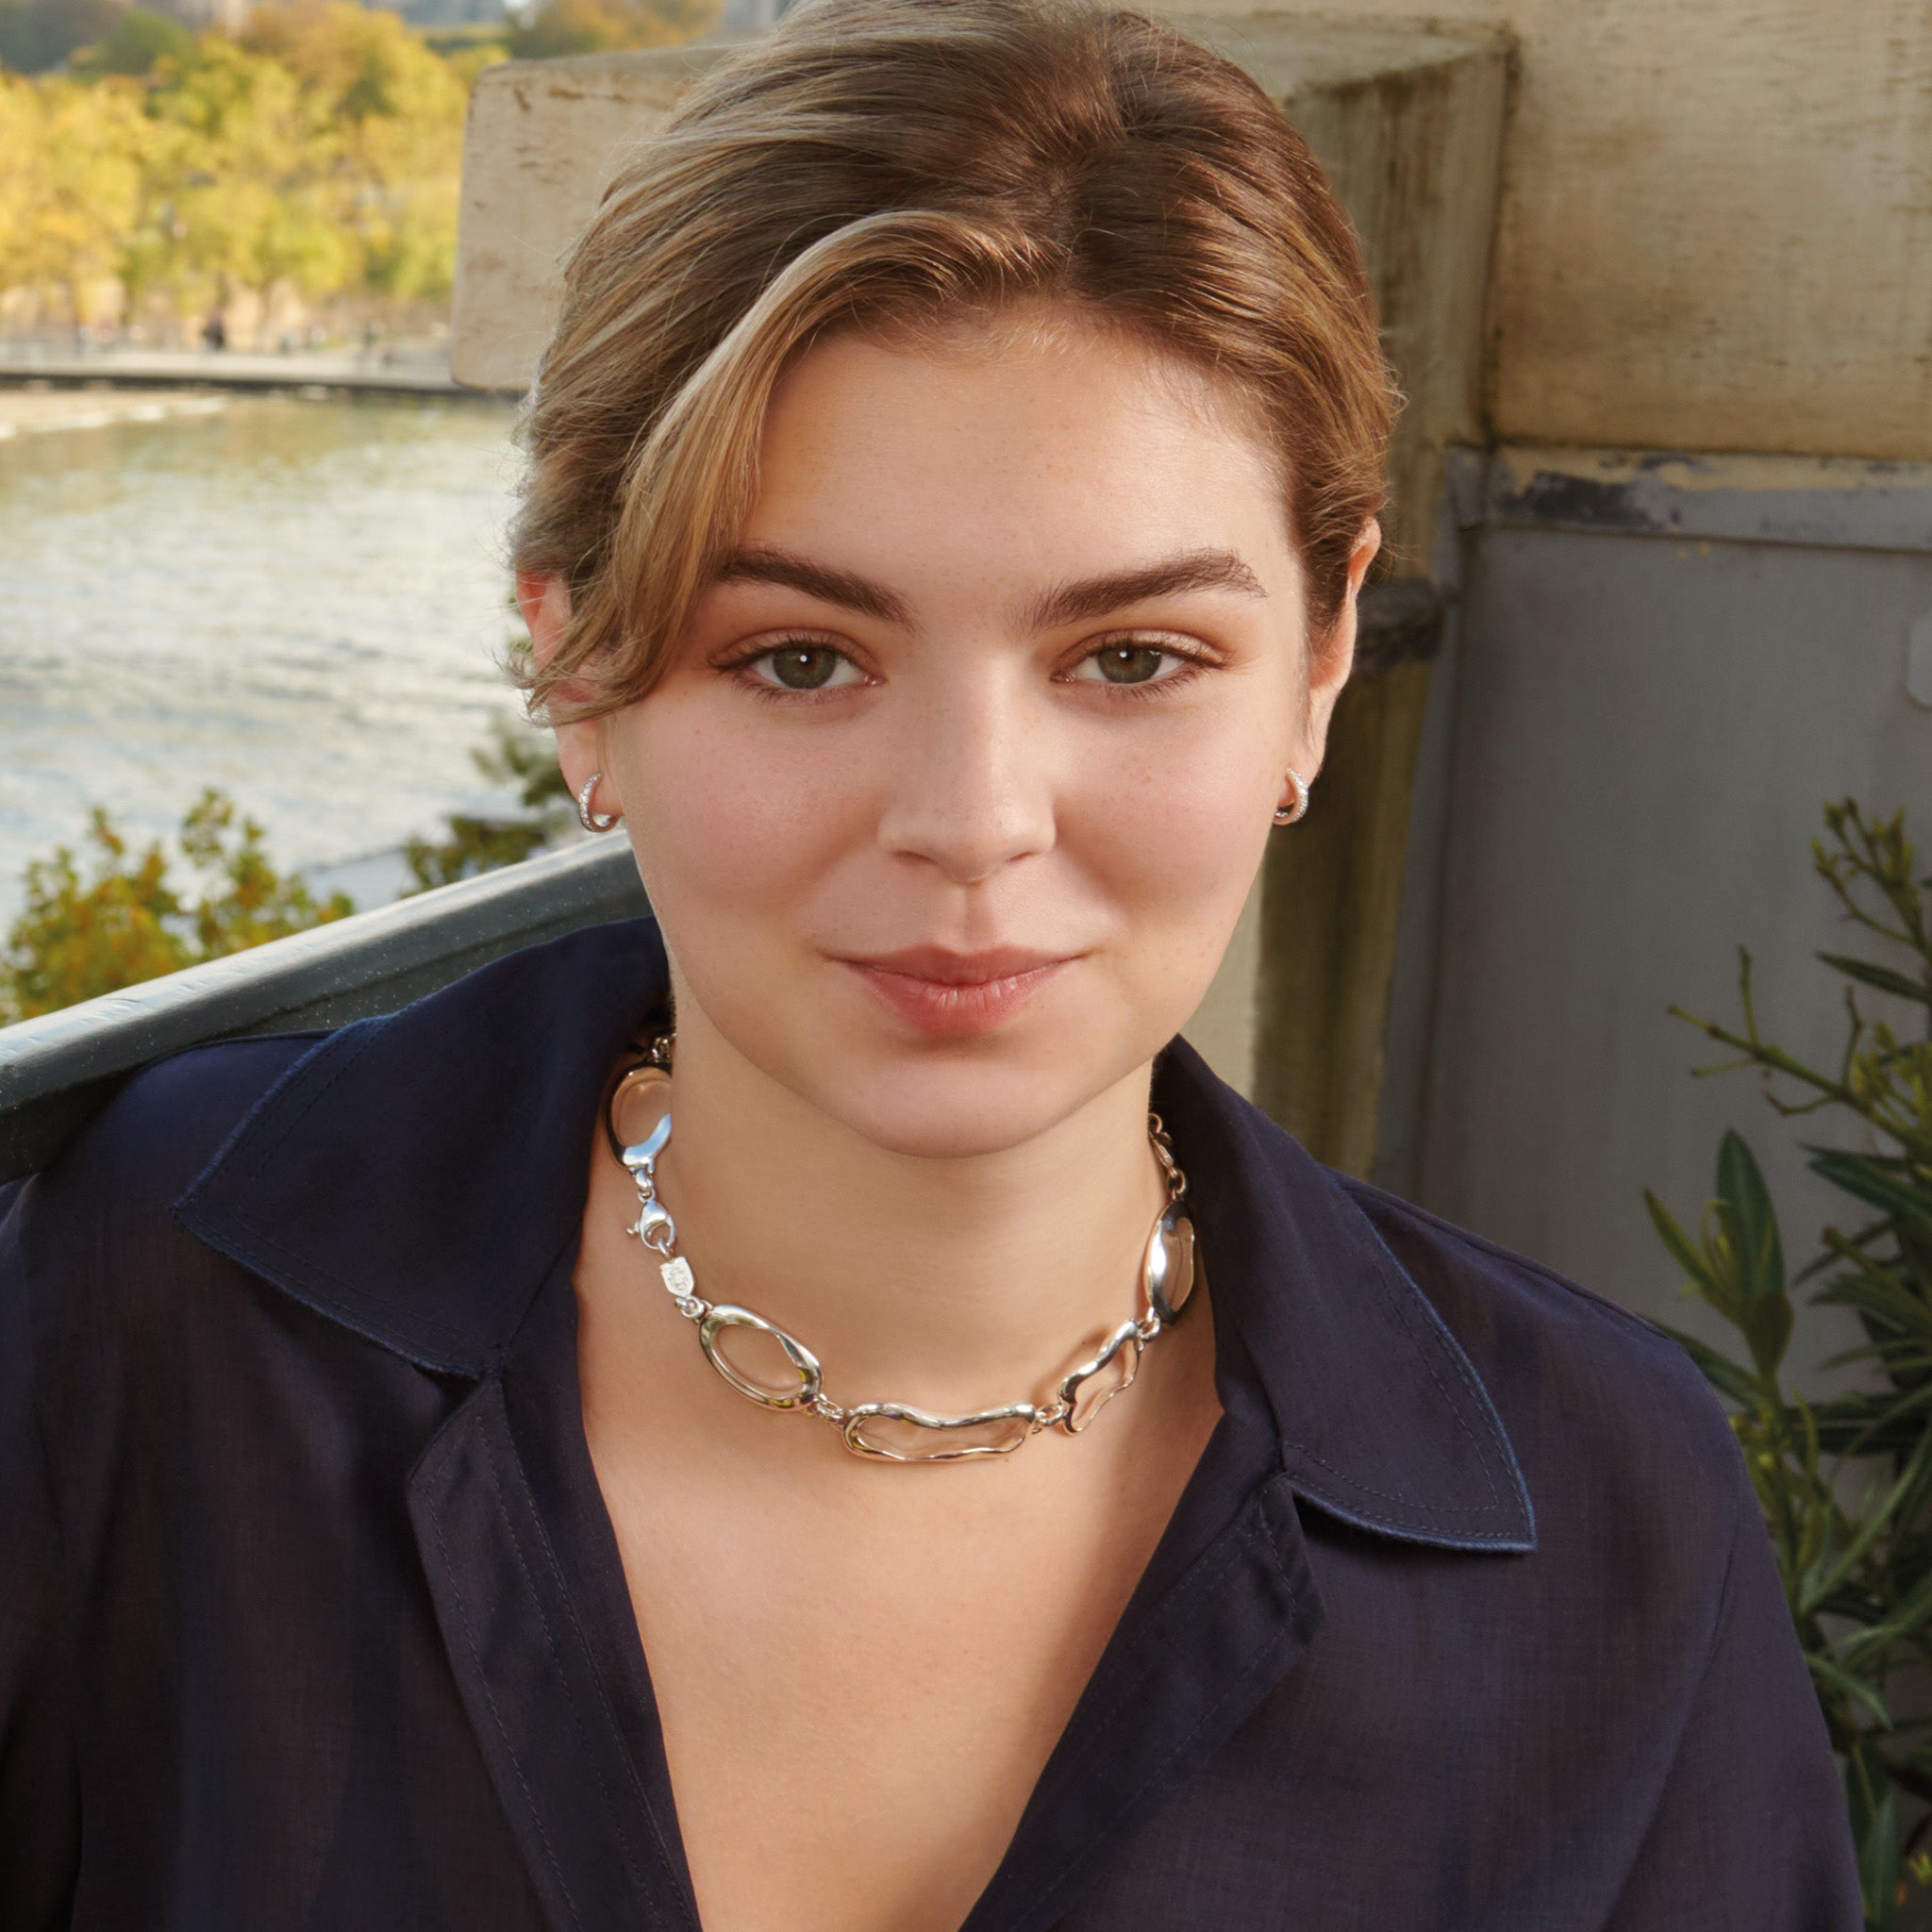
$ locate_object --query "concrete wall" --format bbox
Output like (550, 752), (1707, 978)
(1378, 449), (1932, 1375)
(1164, 0), (1932, 461)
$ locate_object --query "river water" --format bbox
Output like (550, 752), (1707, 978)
(0, 392), (532, 927)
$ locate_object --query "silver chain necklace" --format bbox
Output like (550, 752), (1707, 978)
(603, 1034), (1198, 1463)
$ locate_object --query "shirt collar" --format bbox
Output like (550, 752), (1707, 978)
(175, 916), (1533, 1555)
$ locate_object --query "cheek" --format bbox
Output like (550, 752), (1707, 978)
(1062, 724), (1274, 958)
(610, 697), (864, 928)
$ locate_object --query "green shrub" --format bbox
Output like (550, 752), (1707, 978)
(403, 714), (573, 891)
(0, 788), (351, 1022)
(1649, 801), (1932, 1929)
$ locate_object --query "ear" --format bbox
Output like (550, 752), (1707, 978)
(516, 571), (605, 804)
(1291, 519), (1382, 783)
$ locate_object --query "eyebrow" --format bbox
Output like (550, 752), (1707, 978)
(707, 542), (1266, 632)
(1024, 549), (1268, 630)
(708, 545), (911, 625)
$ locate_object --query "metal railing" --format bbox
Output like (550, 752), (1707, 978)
(0, 838), (648, 1184)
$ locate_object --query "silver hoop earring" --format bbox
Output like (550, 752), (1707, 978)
(1273, 770), (1310, 827)
(575, 773), (620, 833)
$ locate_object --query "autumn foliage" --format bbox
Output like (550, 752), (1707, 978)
(0, 3), (500, 335)
(0, 790), (353, 1022)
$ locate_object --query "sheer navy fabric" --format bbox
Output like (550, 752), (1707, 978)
(0, 918), (1858, 1928)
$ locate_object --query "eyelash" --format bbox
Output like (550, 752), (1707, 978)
(1071, 640), (1212, 701)
(720, 634), (868, 704)
(718, 633), (1217, 702)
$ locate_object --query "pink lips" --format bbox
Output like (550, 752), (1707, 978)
(839, 944), (1075, 1037)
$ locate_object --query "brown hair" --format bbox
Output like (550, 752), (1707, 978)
(512, 0), (1396, 722)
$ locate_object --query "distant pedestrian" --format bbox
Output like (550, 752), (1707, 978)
(201, 311), (227, 353)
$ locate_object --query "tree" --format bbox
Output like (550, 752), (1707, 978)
(71, 8), (192, 78)
(1, 3), (513, 330)
(405, 715), (575, 890)
(0, 790), (352, 1024)
(506, 0), (714, 59)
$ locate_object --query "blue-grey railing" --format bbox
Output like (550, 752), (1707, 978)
(0, 838), (649, 1185)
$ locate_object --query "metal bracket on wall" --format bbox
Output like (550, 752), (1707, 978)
(1354, 577), (1448, 678)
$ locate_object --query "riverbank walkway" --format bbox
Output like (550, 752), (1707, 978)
(0, 345), (482, 399)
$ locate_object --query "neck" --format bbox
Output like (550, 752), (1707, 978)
(649, 1009), (1168, 1419)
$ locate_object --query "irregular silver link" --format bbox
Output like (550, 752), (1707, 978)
(607, 1045), (1191, 1462)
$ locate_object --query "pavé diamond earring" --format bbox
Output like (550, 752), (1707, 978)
(1273, 769), (1310, 826)
(575, 773), (620, 833)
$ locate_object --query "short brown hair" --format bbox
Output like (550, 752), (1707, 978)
(513, 0), (1396, 722)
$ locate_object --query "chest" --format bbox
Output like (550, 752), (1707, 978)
(588, 1415), (1214, 1932)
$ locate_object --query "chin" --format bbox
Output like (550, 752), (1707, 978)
(798, 1038), (1137, 1162)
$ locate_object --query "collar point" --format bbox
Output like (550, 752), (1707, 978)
(1287, 1474), (1539, 1557)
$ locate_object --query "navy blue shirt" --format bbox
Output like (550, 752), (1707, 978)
(0, 918), (1858, 1928)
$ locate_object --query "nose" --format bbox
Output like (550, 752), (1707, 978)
(873, 669), (1057, 885)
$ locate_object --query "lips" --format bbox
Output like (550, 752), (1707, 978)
(838, 944), (1076, 1037)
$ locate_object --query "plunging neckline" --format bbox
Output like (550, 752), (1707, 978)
(468, 1216), (1310, 1932)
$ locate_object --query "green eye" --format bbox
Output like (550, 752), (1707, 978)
(767, 645), (842, 690)
(1093, 644), (1167, 685)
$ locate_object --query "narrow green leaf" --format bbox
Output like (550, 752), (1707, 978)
(1809, 1153), (1932, 1234)
(1815, 1653), (1896, 1732)
(1741, 1294), (1796, 1384)
(1802, 1433), (1932, 1616)
(1855, 1773), (1902, 1926)
(1718, 1130), (1787, 1306)
(1644, 1190), (1720, 1299)
(1820, 952), (1932, 1007)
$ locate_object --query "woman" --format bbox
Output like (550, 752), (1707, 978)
(0, 2), (1857, 1926)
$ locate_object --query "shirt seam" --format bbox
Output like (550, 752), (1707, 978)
(1059, 1507), (1277, 1762)
(427, 1463), (589, 1932)
(487, 1391), (703, 1932)
(1269, 1177), (1518, 1524)
(1026, 1507), (1302, 1925)
(1339, 1174), (1685, 1354)
(476, 1412), (664, 1915)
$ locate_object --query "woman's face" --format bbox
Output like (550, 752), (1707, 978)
(543, 312), (1371, 1159)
